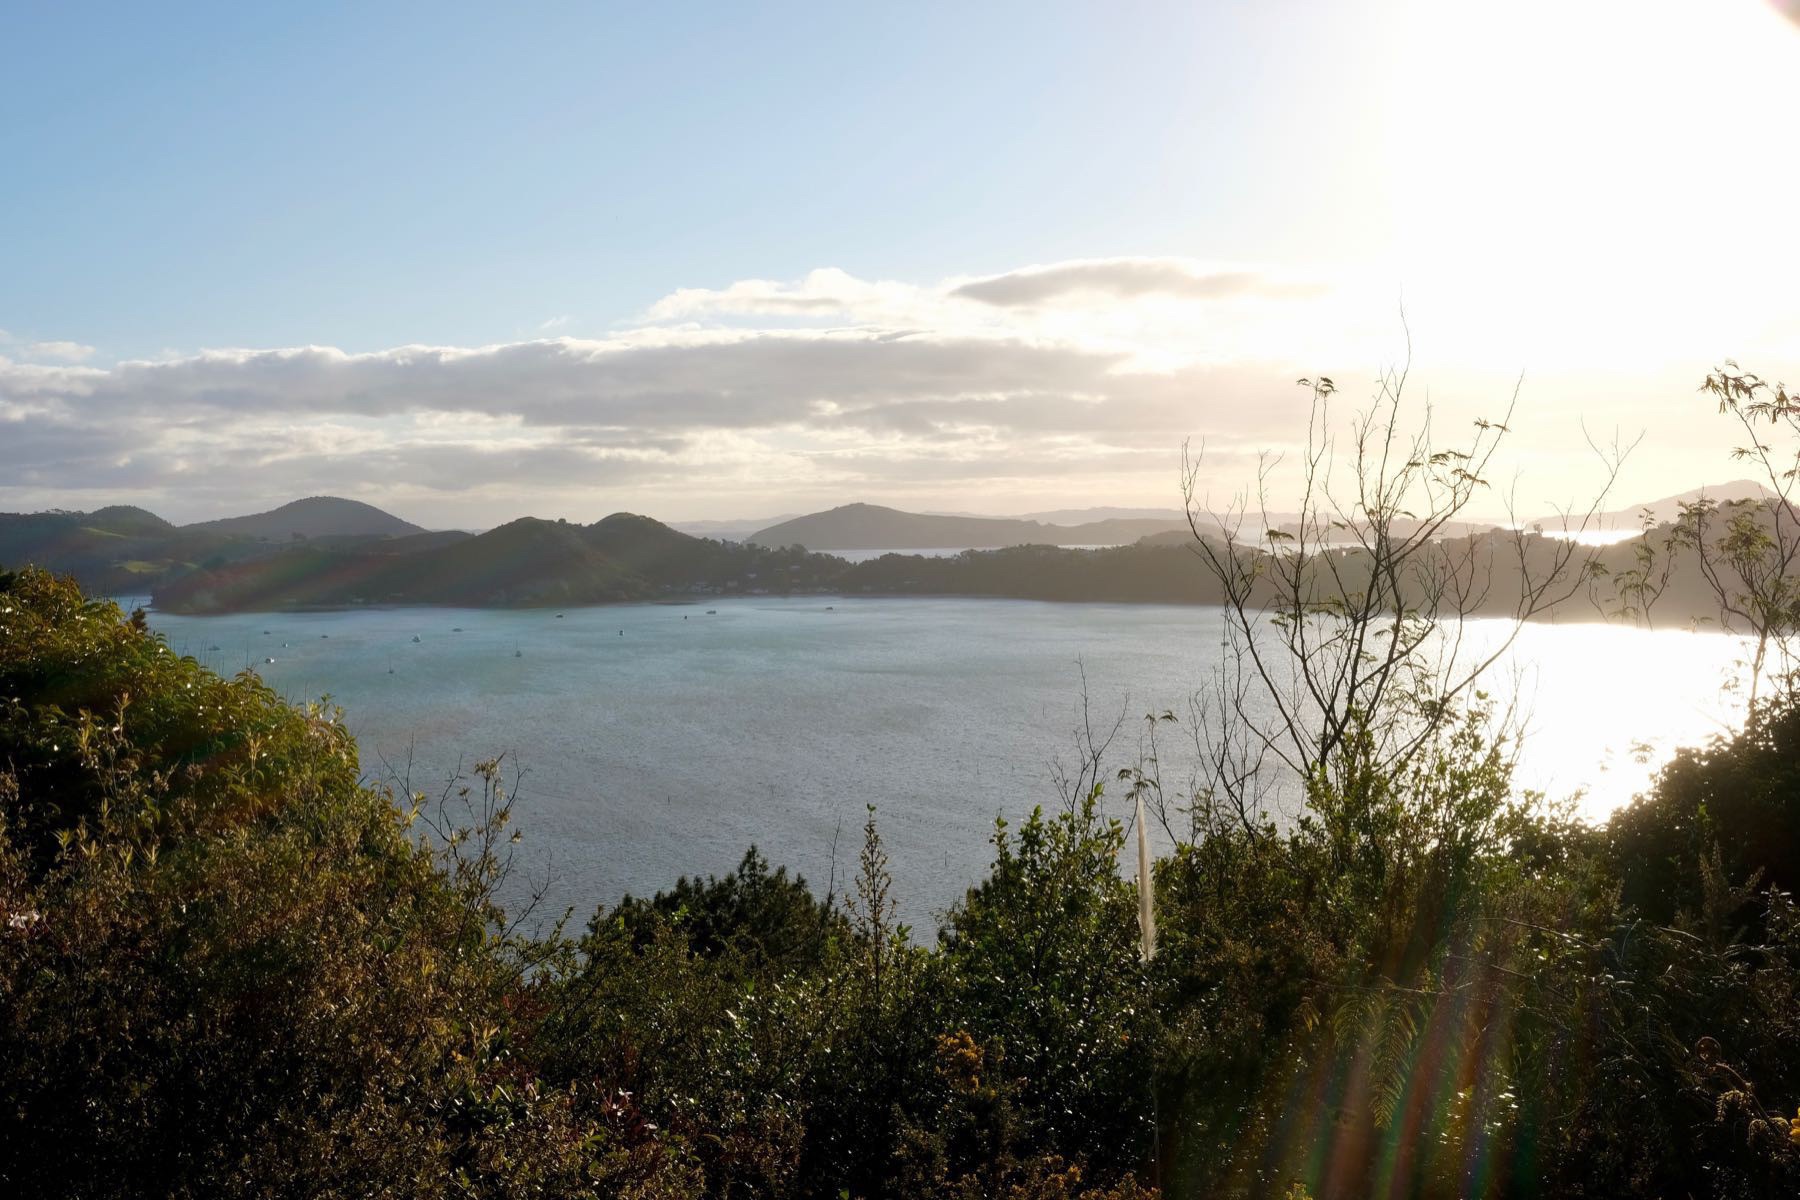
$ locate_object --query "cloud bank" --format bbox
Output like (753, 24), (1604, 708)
(2, 258), (1354, 523)
(0, 255), (1753, 525)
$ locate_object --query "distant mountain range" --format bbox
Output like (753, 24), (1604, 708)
(0, 482), (1788, 621)
(1527, 479), (1774, 531)
(671, 514), (800, 541)
(1015, 506), (1186, 524)
(746, 503), (1192, 550)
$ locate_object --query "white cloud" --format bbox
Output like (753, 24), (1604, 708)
(23, 340), (97, 362)
(0, 330), (98, 363)
(644, 267), (930, 323)
(0, 255), (1776, 524)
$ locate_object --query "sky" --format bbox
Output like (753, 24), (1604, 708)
(3, 0), (1798, 527)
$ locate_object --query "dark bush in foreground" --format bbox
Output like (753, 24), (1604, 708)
(0, 569), (697, 1197)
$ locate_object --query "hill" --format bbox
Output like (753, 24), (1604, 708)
(154, 517), (634, 611)
(7, 482), (1795, 622)
(151, 513), (848, 612)
(185, 496), (427, 540)
(747, 502), (1189, 550)
(0, 498), (430, 596)
(85, 504), (177, 536)
(0, 507), (241, 595)
(1530, 479), (1776, 531)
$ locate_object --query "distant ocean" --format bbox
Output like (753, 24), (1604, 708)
(144, 597), (1747, 932)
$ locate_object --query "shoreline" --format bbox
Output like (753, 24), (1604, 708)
(139, 587), (1688, 633)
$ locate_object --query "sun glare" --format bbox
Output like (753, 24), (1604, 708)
(1386, 0), (1800, 369)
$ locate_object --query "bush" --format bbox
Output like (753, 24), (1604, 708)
(0, 569), (696, 1197)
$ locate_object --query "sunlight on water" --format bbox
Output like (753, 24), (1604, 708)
(829, 544), (1124, 563)
(144, 598), (1749, 929)
(1481, 620), (1746, 821)
(1534, 528), (1645, 546)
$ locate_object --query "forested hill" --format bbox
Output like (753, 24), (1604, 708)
(150, 514), (846, 611)
(184, 496), (427, 540)
(145, 510), (1799, 627)
(5, 487), (1795, 625)
(0, 496), (436, 597)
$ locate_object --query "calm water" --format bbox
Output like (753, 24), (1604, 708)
(144, 598), (1748, 930)
(831, 543), (1123, 562)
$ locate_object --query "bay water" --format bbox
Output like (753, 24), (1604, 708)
(144, 597), (1747, 931)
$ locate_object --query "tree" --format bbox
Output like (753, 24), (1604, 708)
(1174, 358), (1623, 838)
(1682, 364), (1800, 708)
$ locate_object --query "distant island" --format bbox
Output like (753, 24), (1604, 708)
(746, 502), (1194, 551)
(0, 483), (1778, 620)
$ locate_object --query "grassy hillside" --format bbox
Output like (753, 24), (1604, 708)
(0, 510), (236, 595)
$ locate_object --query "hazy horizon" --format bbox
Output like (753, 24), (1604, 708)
(10, 476), (1776, 539)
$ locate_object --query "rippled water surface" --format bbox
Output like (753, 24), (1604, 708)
(145, 598), (1748, 929)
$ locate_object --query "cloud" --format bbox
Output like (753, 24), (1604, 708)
(8, 255), (1641, 524)
(0, 315), (1313, 522)
(0, 330), (99, 363)
(1, 329), (1307, 442)
(644, 268), (924, 322)
(951, 258), (1321, 307)
(23, 340), (97, 362)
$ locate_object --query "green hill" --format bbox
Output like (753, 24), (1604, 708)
(150, 513), (849, 612)
(85, 505), (178, 537)
(184, 496), (427, 540)
(0, 508), (238, 595)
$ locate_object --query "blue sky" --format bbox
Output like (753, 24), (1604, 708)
(2, 2), (1797, 524)
(3, 2), (1397, 357)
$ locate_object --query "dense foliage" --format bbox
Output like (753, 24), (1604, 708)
(4, 565), (1800, 1197)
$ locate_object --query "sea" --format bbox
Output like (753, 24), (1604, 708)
(140, 595), (1750, 932)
